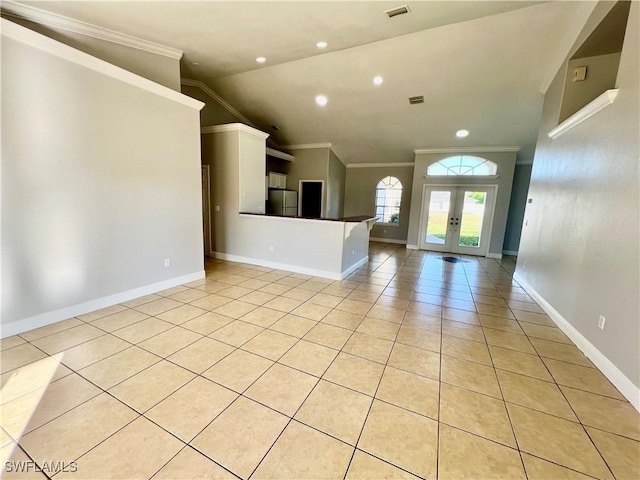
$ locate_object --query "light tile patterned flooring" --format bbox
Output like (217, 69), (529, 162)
(1, 243), (639, 479)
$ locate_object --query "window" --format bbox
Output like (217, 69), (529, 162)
(427, 155), (497, 176)
(375, 176), (402, 224)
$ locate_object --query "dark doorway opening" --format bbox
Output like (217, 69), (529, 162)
(300, 181), (323, 218)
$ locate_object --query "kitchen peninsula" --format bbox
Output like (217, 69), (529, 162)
(201, 123), (376, 280)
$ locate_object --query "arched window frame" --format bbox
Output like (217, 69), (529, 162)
(375, 176), (402, 225)
(426, 156), (498, 177)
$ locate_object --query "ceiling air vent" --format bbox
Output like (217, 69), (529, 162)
(385, 5), (411, 18)
(409, 95), (424, 105)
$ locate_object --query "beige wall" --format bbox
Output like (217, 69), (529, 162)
(517, 3), (639, 390)
(282, 148), (329, 216)
(1, 27), (203, 332)
(344, 166), (414, 243)
(181, 84), (244, 126)
(327, 150), (346, 219)
(559, 52), (622, 122)
(407, 151), (516, 255)
(7, 17), (181, 90)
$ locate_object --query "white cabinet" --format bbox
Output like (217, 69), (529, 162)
(268, 172), (287, 189)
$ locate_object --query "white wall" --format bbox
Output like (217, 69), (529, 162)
(517, 3), (639, 397)
(1, 21), (204, 334)
(407, 151), (517, 255)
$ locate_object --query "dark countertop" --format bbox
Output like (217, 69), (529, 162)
(239, 212), (377, 223)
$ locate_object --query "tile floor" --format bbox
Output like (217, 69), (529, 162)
(1, 243), (638, 479)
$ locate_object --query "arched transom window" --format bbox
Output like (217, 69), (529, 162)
(427, 156), (498, 176)
(375, 176), (402, 224)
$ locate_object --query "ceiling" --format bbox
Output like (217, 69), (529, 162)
(16, 1), (595, 164)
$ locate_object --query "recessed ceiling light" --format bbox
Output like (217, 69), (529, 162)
(373, 76), (384, 85)
(315, 95), (328, 106)
(456, 129), (470, 138)
(316, 41), (328, 49)
(256, 56), (266, 63)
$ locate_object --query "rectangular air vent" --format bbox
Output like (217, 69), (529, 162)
(385, 5), (411, 18)
(409, 95), (424, 105)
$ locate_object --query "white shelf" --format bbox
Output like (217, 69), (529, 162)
(548, 89), (619, 139)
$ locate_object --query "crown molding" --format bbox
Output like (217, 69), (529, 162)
(1, 0), (183, 60)
(1, 18), (203, 111)
(281, 143), (332, 151)
(346, 162), (414, 169)
(181, 78), (258, 129)
(201, 123), (269, 139)
(547, 89), (618, 140)
(413, 146), (521, 154)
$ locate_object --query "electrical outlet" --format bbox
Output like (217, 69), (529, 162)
(269, 245), (274, 252)
(598, 315), (606, 330)
(523, 260), (527, 269)
(164, 258), (171, 267)
(352, 249), (355, 255)
(383, 229), (387, 234)
(215, 205), (220, 211)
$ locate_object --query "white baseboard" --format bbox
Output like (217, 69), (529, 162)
(514, 273), (640, 412)
(502, 250), (519, 256)
(487, 252), (503, 259)
(1, 271), (205, 339)
(369, 237), (407, 245)
(213, 252), (368, 281)
(406, 244), (419, 250)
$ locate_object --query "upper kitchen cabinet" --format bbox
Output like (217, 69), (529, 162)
(201, 123), (269, 214)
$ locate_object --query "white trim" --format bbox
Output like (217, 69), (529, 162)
(425, 175), (500, 180)
(282, 143), (332, 150)
(370, 237), (407, 245)
(213, 252), (366, 281)
(1, 0), (183, 60)
(201, 123), (269, 139)
(342, 256), (370, 278)
(547, 89), (619, 139)
(414, 146), (520, 154)
(514, 273), (640, 412)
(266, 148), (295, 162)
(0, 271), (205, 338)
(1, 19), (203, 111)
(181, 78), (258, 128)
(406, 244), (419, 250)
(347, 162), (414, 169)
(502, 250), (519, 256)
(486, 252), (503, 259)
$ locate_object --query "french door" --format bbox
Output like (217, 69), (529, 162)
(419, 185), (497, 256)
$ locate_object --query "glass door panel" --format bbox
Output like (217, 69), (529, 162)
(425, 191), (451, 245)
(457, 191), (486, 249)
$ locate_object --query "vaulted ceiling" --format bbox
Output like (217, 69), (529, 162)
(15, 1), (596, 164)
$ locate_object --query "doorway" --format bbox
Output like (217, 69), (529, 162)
(418, 185), (497, 256)
(299, 180), (323, 218)
(201, 165), (211, 256)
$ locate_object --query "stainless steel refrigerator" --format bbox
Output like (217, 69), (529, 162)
(268, 190), (298, 216)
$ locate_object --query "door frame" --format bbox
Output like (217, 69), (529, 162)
(201, 165), (213, 257)
(298, 180), (325, 218)
(417, 183), (498, 256)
